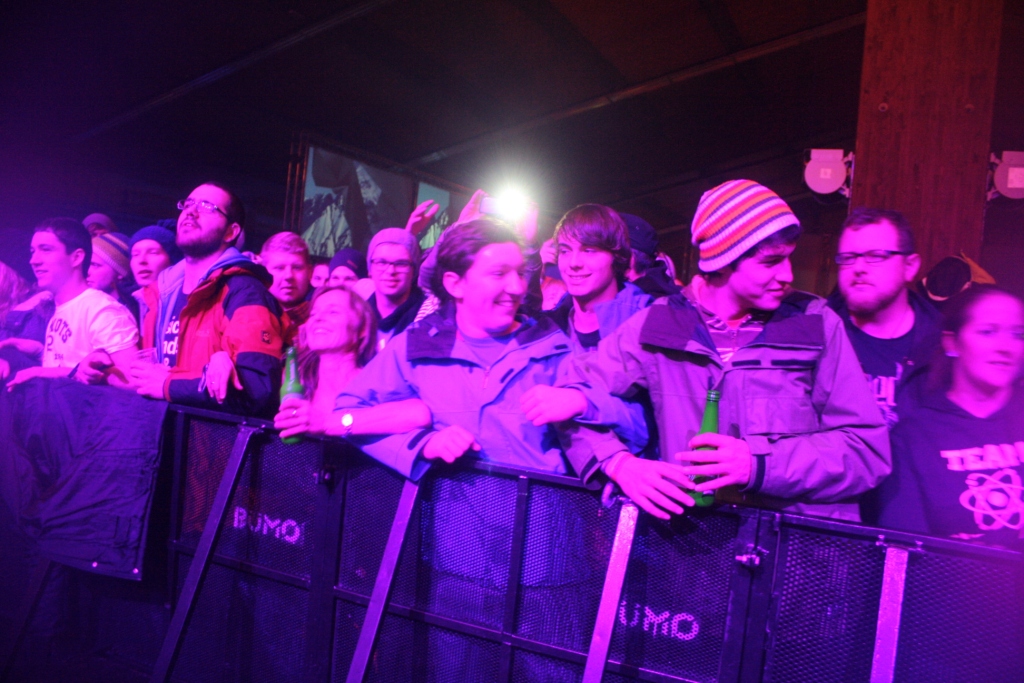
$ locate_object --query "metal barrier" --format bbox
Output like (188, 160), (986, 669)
(5, 405), (1022, 683)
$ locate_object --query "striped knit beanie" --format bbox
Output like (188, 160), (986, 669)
(691, 179), (800, 273)
(91, 232), (131, 278)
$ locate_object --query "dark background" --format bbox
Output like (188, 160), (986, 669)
(1, 0), (1021, 295)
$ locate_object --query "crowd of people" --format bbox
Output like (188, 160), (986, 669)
(0, 178), (1021, 551)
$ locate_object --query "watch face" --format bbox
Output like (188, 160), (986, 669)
(341, 413), (354, 428)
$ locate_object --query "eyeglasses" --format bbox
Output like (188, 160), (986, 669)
(835, 250), (909, 266)
(177, 198), (228, 217)
(370, 258), (413, 273)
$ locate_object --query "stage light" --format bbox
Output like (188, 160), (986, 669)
(989, 151), (1024, 200)
(804, 149), (854, 197)
(483, 189), (531, 222)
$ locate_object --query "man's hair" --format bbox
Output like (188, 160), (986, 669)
(432, 217), (521, 303)
(631, 248), (655, 277)
(841, 207), (915, 254)
(34, 217), (92, 277)
(200, 181), (246, 230)
(554, 204), (631, 280)
(260, 231), (311, 264)
(725, 224), (803, 272)
(311, 255), (331, 268)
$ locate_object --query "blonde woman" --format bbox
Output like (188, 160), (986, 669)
(273, 285), (430, 438)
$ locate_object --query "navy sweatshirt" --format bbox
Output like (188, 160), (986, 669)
(875, 380), (1024, 551)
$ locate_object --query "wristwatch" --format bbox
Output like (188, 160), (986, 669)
(339, 412), (355, 438)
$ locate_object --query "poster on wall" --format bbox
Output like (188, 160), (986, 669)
(300, 146), (416, 256)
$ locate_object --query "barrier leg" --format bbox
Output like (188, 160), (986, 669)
(582, 502), (639, 683)
(869, 545), (910, 683)
(345, 478), (420, 683)
(150, 424), (260, 683)
(0, 558), (52, 682)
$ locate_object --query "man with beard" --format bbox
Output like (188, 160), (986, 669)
(827, 208), (942, 429)
(133, 183), (284, 416)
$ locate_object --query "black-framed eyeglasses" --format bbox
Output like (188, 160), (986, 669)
(835, 250), (910, 266)
(177, 198), (228, 217)
(370, 258), (413, 273)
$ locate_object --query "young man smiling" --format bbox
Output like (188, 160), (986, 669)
(522, 204), (654, 456)
(6, 218), (138, 387)
(335, 216), (574, 479)
(553, 180), (890, 521)
(133, 183), (284, 415)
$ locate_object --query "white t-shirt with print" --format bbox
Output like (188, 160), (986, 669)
(42, 288), (139, 368)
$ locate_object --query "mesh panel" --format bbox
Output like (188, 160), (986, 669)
(607, 511), (740, 683)
(180, 419), (237, 543)
(180, 427), (320, 581)
(766, 528), (884, 683)
(515, 484), (617, 653)
(331, 599), (368, 682)
(510, 650), (634, 683)
(512, 649), (583, 683)
(173, 554), (308, 683)
(216, 434), (320, 580)
(362, 614), (503, 683)
(895, 552), (1024, 683)
(337, 460), (406, 594)
(390, 471), (517, 630)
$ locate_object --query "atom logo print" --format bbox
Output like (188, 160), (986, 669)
(959, 468), (1024, 531)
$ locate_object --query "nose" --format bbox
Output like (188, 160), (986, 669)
(777, 258), (794, 285)
(506, 272), (527, 296)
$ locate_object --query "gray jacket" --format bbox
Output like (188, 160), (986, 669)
(561, 291), (891, 521)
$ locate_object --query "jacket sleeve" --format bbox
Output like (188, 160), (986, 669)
(333, 334), (434, 481)
(872, 423), (929, 533)
(746, 307), (892, 503)
(556, 313), (651, 482)
(166, 278), (284, 417)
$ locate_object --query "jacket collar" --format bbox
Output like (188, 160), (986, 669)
(548, 281), (651, 337)
(371, 286), (426, 332)
(407, 302), (566, 362)
(639, 290), (824, 353)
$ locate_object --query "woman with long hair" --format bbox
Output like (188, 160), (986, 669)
(273, 285), (430, 438)
(875, 285), (1024, 549)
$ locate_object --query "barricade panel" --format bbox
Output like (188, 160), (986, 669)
(172, 554), (308, 683)
(218, 433), (320, 580)
(364, 614), (505, 682)
(331, 599), (368, 683)
(389, 470), (519, 630)
(337, 459), (406, 595)
(764, 526), (883, 683)
(180, 418), (237, 544)
(894, 549), (1024, 682)
(515, 482), (618, 653)
(608, 510), (741, 683)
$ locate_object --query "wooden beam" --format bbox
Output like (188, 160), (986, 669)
(851, 0), (1005, 267)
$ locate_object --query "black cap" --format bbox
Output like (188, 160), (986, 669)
(620, 213), (658, 257)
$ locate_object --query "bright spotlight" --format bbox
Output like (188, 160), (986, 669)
(482, 189), (530, 222)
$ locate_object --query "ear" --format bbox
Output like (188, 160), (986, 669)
(941, 330), (958, 357)
(224, 223), (242, 246)
(904, 253), (921, 282)
(442, 271), (464, 301)
(69, 248), (85, 270)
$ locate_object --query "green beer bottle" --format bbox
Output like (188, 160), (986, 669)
(688, 389), (720, 507)
(280, 347), (305, 445)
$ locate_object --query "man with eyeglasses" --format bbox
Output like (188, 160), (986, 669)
(827, 208), (942, 430)
(365, 227), (426, 350)
(132, 182), (285, 416)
